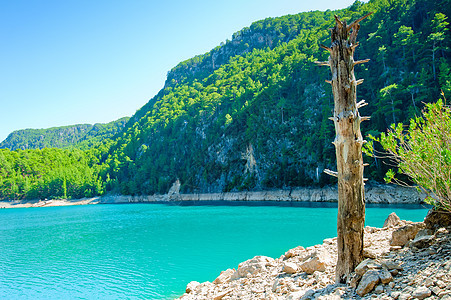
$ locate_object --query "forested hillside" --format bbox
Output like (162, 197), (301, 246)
(101, 0), (451, 195)
(0, 0), (450, 200)
(0, 117), (129, 151)
(0, 148), (103, 200)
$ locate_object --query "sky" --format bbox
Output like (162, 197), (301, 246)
(0, 0), (361, 142)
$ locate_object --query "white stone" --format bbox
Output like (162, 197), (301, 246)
(185, 281), (200, 293)
(284, 246), (305, 259)
(412, 286), (431, 299)
(236, 256), (274, 278)
(213, 268), (235, 284)
(283, 261), (299, 274)
(299, 250), (330, 274)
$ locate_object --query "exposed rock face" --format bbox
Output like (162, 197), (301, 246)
(390, 222), (426, 246)
(179, 212), (451, 300)
(178, 184), (425, 204)
(97, 183), (426, 205)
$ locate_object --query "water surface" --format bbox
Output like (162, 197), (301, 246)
(0, 202), (428, 299)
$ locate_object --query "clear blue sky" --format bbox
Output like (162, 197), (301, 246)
(0, 0), (359, 142)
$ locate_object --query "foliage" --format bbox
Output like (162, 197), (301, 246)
(364, 98), (451, 212)
(0, 148), (103, 200)
(102, 0), (451, 194)
(0, 117), (129, 151)
(1, 0), (450, 198)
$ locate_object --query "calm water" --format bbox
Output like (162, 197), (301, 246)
(0, 202), (428, 299)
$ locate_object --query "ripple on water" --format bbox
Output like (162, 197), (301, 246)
(0, 203), (428, 299)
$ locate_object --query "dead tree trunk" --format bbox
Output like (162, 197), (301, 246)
(316, 13), (372, 283)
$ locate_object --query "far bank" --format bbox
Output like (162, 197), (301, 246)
(0, 183), (425, 209)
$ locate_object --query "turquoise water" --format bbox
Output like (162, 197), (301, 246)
(0, 202), (428, 299)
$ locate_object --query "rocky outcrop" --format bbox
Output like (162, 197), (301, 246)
(390, 222), (426, 246)
(97, 183), (425, 205)
(178, 212), (451, 299)
(178, 184), (424, 204)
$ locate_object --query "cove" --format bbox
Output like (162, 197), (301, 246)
(0, 202), (428, 299)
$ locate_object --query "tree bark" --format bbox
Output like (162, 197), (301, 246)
(316, 13), (371, 283)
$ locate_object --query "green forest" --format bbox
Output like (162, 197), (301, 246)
(0, 117), (129, 151)
(0, 0), (450, 200)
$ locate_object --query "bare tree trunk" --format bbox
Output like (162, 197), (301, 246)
(316, 13), (371, 283)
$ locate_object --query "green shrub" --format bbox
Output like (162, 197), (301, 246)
(364, 97), (451, 212)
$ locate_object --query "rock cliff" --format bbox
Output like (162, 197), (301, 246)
(98, 184), (425, 205)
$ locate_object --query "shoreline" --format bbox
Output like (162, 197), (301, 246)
(0, 184), (425, 209)
(178, 213), (451, 299)
(0, 197), (100, 209)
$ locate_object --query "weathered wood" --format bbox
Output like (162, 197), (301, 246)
(318, 13), (372, 283)
(356, 100), (368, 108)
(314, 61), (330, 66)
(324, 169), (339, 178)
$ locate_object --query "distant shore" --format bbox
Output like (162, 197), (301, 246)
(0, 198), (100, 209)
(0, 184), (425, 209)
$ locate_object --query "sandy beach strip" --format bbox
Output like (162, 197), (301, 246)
(0, 198), (100, 209)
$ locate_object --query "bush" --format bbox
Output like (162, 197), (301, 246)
(364, 97), (451, 212)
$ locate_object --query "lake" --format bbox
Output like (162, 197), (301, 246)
(0, 202), (428, 299)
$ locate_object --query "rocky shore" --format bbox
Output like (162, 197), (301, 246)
(100, 183), (425, 205)
(178, 211), (451, 300)
(0, 197), (99, 209)
(0, 183), (424, 209)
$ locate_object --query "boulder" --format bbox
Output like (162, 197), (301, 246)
(347, 272), (361, 288)
(287, 289), (309, 300)
(356, 270), (380, 296)
(236, 256), (274, 278)
(284, 246), (305, 259)
(390, 222), (425, 246)
(283, 261), (299, 274)
(299, 251), (329, 274)
(213, 268), (235, 284)
(384, 212), (401, 228)
(379, 269), (393, 284)
(185, 281), (200, 293)
(380, 259), (402, 271)
(363, 248), (378, 259)
(374, 284), (384, 294)
(409, 234), (434, 249)
(355, 258), (382, 276)
(213, 289), (233, 300)
(424, 209), (451, 229)
(412, 286), (431, 299)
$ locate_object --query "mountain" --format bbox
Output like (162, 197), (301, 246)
(0, 0), (450, 200)
(0, 117), (130, 151)
(100, 0), (451, 195)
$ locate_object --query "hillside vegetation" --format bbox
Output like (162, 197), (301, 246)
(0, 117), (129, 151)
(0, 0), (450, 200)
